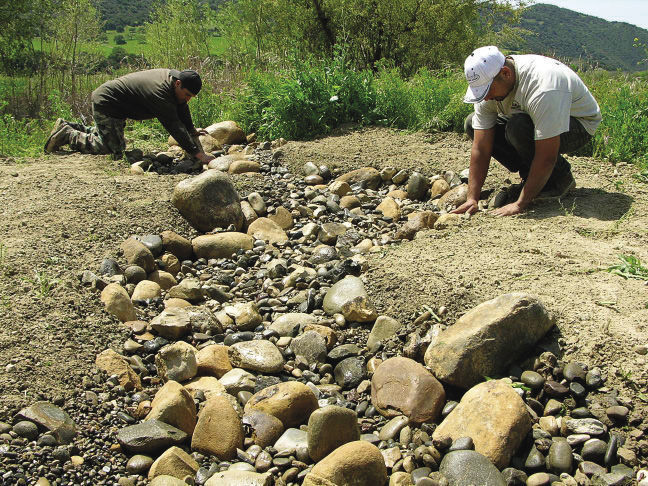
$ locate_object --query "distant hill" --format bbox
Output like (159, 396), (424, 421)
(502, 3), (648, 71)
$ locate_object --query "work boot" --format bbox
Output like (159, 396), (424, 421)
(536, 170), (576, 200)
(44, 124), (73, 153)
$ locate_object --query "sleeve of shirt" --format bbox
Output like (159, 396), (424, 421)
(156, 106), (200, 154)
(471, 101), (499, 130)
(177, 102), (196, 134)
(528, 90), (571, 140)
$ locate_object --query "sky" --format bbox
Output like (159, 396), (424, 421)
(536, 1), (648, 30)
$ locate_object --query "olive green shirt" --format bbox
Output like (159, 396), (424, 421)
(91, 68), (199, 154)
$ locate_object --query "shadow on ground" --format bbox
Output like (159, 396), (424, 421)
(523, 188), (633, 221)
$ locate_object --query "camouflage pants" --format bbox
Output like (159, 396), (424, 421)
(67, 105), (126, 159)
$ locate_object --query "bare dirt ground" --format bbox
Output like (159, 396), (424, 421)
(1, 126), (647, 426)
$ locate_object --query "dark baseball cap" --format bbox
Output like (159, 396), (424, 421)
(170, 69), (202, 95)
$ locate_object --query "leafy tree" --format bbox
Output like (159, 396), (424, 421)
(114, 34), (127, 45)
(216, 0), (525, 74)
(145, 0), (214, 69)
(0, 0), (48, 74)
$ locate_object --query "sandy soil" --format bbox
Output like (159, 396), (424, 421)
(0, 127), (646, 423)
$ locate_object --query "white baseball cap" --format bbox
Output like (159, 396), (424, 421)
(463, 46), (506, 103)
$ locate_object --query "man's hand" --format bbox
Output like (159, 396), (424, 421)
(452, 198), (479, 215)
(492, 201), (526, 217)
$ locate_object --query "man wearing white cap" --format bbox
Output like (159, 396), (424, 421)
(453, 46), (601, 216)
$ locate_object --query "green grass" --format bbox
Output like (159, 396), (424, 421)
(606, 254), (648, 281)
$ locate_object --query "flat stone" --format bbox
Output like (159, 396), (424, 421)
(439, 450), (506, 486)
(16, 402), (76, 444)
(116, 420), (188, 454)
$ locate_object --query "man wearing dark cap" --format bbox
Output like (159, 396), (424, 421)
(44, 68), (215, 164)
(453, 46), (601, 217)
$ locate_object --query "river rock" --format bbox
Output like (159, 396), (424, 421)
(274, 427), (308, 454)
(439, 450), (506, 486)
(407, 172), (430, 200)
(204, 470), (272, 486)
(430, 179), (450, 198)
(302, 440), (387, 486)
(291, 330), (328, 365)
(146, 381), (197, 436)
(367, 316), (403, 349)
(335, 167), (382, 190)
(184, 376), (228, 401)
(377, 197), (401, 220)
(167, 278), (203, 303)
(205, 121), (246, 146)
(242, 411), (285, 448)
(329, 181), (352, 196)
(116, 419), (187, 454)
(334, 356), (366, 389)
(270, 313), (318, 337)
(192, 233), (254, 260)
(229, 159), (260, 174)
(171, 170), (244, 232)
(433, 379), (532, 468)
(247, 218), (288, 244)
(161, 231), (193, 261)
(148, 446), (199, 480)
(224, 302), (263, 331)
(268, 206), (294, 230)
(424, 293), (554, 388)
(437, 184), (468, 210)
(196, 344), (232, 378)
(228, 340), (284, 373)
(244, 381), (318, 428)
(101, 283), (137, 322)
(323, 275), (376, 322)
(547, 440), (573, 475)
(121, 238), (156, 273)
(150, 308), (192, 339)
(308, 405), (360, 462)
(95, 349), (142, 391)
(371, 356), (445, 423)
(155, 341), (197, 383)
(16, 402), (76, 444)
(192, 395), (243, 460)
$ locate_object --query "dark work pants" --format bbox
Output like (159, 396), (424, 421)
(464, 113), (592, 187)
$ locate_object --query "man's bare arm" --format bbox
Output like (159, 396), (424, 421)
(452, 128), (495, 215)
(493, 135), (560, 216)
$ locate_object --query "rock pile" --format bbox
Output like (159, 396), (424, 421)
(1, 130), (646, 486)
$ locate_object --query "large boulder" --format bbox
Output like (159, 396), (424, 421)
(101, 283), (136, 322)
(146, 381), (197, 436)
(335, 168), (382, 190)
(245, 381), (318, 428)
(433, 379), (533, 469)
(191, 395), (243, 460)
(171, 170), (244, 232)
(424, 293), (554, 389)
(204, 121), (247, 146)
(192, 233), (254, 260)
(95, 349), (142, 391)
(302, 441), (388, 486)
(307, 405), (360, 462)
(371, 357), (445, 424)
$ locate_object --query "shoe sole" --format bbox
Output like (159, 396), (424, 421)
(44, 119), (66, 153)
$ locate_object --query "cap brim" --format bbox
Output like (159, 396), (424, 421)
(463, 81), (492, 104)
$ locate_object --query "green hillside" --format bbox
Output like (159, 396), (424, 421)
(504, 3), (648, 71)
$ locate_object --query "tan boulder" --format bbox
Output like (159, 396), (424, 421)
(95, 349), (141, 391)
(242, 411), (285, 448)
(155, 341), (197, 383)
(101, 283), (137, 322)
(328, 181), (352, 197)
(245, 381), (319, 428)
(146, 381), (197, 436)
(424, 293), (554, 389)
(387, 189), (409, 200)
(161, 231), (193, 262)
(205, 121), (246, 146)
(437, 184), (468, 210)
(303, 324), (338, 350)
(191, 395), (243, 459)
(371, 357), (445, 423)
(164, 298), (192, 309)
(147, 271), (177, 290)
(192, 233), (254, 260)
(247, 218), (288, 244)
(335, 167), (381, 190)
(205, 471), (272, 486)
(307, 405), (360, 462)
(430, 178), (450, 198)
(196, 344), (232, 378)
(432, 379), (533, 468)
(433, 213), (461, 229)
(340, 195), (361, 209)
(240, 200), (258, 226)
(302, 441), (388, 486)
(229, 160), (260, 174)
(377, 197), (401, 220)
(148, 446), (199, 480)
(131, 280), (162, 301)
(121, 238), (156, 273)
(268, 206), (294, 230)
(184, 376), (227, 400)
(150, 308), (192, 340)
